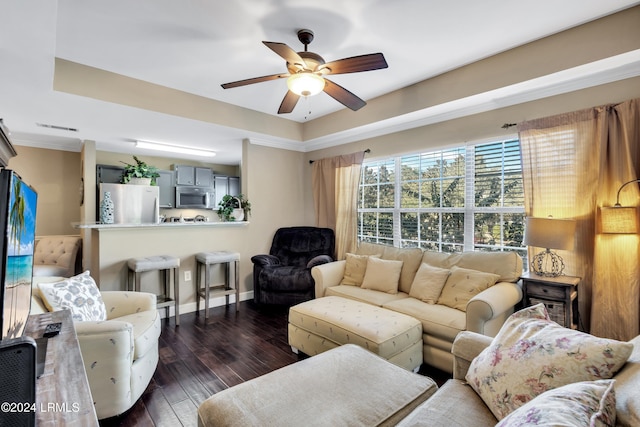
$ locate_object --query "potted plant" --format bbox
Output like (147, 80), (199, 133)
(120, 156), (160, 185)
(218, 194), (251, 221)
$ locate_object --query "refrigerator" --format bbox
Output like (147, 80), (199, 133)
(99, 183), (159, 224)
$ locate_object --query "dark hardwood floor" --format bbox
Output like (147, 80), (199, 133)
(99, 301), (451, 427)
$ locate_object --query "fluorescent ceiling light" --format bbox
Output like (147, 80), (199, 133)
(136, 140), (216, 157)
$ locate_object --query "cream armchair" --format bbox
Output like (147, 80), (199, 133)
(31, 277), (161, 420)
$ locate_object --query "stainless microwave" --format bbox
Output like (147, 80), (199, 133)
(175, 186), (215, 209)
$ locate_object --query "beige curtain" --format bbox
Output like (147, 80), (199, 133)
(519, 98), (640, 340)
(312, 151), (366, 260)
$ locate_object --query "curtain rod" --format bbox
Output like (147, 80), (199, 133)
(309, 149), (370, 164)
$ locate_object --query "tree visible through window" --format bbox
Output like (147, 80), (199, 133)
(358, 139), (526, 260)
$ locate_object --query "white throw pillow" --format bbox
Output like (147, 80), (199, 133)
(466, 304), (633, 420)
(360, 257), (403, 294)
(38, 271), (107, 322)
(409, 263), (451, 304)
(496, 379), (617, 427)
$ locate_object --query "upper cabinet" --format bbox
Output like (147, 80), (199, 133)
(157, 170), (175, 208)
(174, 165), (213, 187)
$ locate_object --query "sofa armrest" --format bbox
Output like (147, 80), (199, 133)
(466, 281), (522, 335)
(101, 291), (157, 320)
(306, 255), (333, 269)
(251, 254), (280, 267)
(451, 331), (493, 380)
(311, 260), (346, 298)
(75, 320), (135, 409)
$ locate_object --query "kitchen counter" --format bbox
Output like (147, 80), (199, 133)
(74, 221), (249, 229)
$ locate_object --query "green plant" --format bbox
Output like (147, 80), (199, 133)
(218, 194), (251, 221)
(120, 156), (160, 184)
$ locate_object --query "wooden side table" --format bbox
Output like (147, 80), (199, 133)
(520, 272), (580, 330)
(25, 310), (99, 426)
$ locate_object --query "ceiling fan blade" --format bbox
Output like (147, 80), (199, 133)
(278, 91), (300, 114)
(221, 73), (288, 89)
(263, 41), (306, 69)
(323, 79), (366, 111)
(319, 53), (388, 75)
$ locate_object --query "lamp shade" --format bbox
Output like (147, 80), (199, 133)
(523, 217), (576, 250)
(287, 72), (325, 96)
(600, 206), (639, 234)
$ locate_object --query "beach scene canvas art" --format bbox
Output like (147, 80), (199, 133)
(2, 174), (37, 339)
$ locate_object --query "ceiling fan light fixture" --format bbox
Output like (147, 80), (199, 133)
(287, 72), (325, 97)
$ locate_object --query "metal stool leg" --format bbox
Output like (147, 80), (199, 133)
(224, 261), (230, 308)
(195, 260), (201, 315)
(234, 259), (240, 312)
(173, 266), (180, 326)
(204, 263), (211, 319)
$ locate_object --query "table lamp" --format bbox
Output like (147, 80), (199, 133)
(523, 216), (576, 277)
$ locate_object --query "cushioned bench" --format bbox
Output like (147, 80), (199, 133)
(197, 344), (437, 427)
(288, 296), (423, 371)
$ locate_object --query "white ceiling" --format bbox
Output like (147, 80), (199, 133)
(0, 0), (639, 164)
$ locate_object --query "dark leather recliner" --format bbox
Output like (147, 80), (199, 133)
(251, 227), (335, 305)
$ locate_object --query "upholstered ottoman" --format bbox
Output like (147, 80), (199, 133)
(197, 344), (437, 427)
(288, 296), (423, 371)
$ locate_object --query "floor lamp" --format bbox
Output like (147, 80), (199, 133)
(523, 216), (576, 277)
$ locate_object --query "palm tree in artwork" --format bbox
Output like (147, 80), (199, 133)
(9, 178), (25, 254)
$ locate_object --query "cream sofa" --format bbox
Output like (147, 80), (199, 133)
(198, 330), (640, 426)
(311, 242), (523, 372)
(31, 276), (161, 420)
(396, 330), (640, 427)
(32, 235), (82, 277)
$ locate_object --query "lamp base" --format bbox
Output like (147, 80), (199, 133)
(530, 249), (566, 277)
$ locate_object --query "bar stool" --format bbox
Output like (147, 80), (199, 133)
(127, 255), (180, 325)
(195, 251), (240, 318)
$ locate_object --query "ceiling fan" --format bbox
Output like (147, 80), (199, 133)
(221, 29), (388, 114)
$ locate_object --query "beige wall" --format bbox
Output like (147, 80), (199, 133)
(7, 145), (81, 236)
(92, 140), (311, 314)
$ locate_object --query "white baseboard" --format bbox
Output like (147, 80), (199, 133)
(158, 291), (254, 319)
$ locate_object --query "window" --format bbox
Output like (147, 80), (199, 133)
(358, 139), (526, 259)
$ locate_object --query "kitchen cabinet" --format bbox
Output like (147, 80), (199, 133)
(97, 164), (124, 184)
(157, 169), (175, 208)
(214, 175), (240, 207)
(175, 165), (213, 187)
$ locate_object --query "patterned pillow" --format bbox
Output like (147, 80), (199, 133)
(409, 263), (451, 304)
(361, 257), (404, 294)
(496, 380), (617, 427)
(437, 266), (500, 311)
(38, 271), (107, 322)
(466, 304), (633, 420)
(340, 253), (378, 286)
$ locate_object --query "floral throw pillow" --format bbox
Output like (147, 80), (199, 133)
(38, 271), (107, 322)
(496, 379), (617, 427)
(466, 304), (633, 420)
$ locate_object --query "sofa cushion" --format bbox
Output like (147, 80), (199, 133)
(361, 257), (403, 294)
(447, 251), (522, 283)
(357, 242), (423, 294)
(437, 266), (500, 312)
(340, 253), (376, 286)
(466, 304), (633, 420)
(383, 297), (466, 342)
(409, 263), (450, 304)
(614, 334), (640, 426)
(38, 271), (107, 321)
(326, 285), (409, 307)
(496, 379), (617, 427)
(396, 379), (498, 427)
